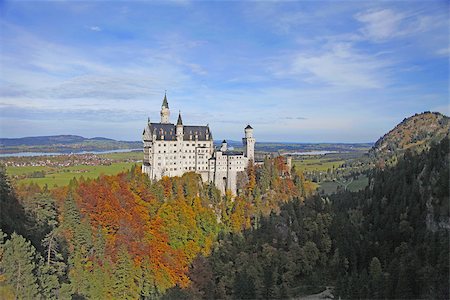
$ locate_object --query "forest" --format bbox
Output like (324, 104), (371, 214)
(0, 138), (448, 299)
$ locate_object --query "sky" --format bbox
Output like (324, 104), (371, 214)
(0, 1), (448, 143)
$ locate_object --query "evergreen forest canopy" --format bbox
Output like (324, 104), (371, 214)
(0, 119), (449, 299)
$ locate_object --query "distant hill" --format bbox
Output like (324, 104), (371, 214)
(0, 135), (141, 154)
(216, 140), (372, 153)
(370, 112), (449, 160)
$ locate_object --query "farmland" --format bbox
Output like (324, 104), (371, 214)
(292, 152), (370, 194)
(293, 156), (345, 172)
(3, 151), (141, 188)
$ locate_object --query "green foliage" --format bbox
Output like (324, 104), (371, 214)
(0, 167), (27, 236)
(1, 233), (40, 299)
(0, 135), (448, 299)
(112, 246), (140, 299)
(331, 137), (450, 299)
(182, 196), (333, 299)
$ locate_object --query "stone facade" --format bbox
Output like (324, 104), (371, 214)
(142, 94), (254, 194)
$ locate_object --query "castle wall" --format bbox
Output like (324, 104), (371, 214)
(144, 138), (213, 180)
(207, 151), (248, 194)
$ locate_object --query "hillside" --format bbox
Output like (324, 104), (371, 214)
(0, 135), (141, 154)
(166, 137), (449, 299)
(371, 112), (449, 159)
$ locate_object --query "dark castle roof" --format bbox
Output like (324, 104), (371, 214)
(146, 123), (212, 141)
(223, 150), (244, 156)
(183, 126), (211, 141)
(245, 125), (253, 129)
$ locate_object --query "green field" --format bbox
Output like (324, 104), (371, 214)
(318, 175), (369, 194)
(293, 157), (345, 172)
(7, 162), (139, 188)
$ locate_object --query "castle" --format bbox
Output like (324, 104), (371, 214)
(142, 94), (255, 194)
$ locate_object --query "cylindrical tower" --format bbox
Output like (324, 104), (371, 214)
(243, 125), (255, 162)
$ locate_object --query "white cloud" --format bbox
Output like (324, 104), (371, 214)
(278, 43), (391, 89)
(89, 26), (102, 31)
(355, 8), (446, 42)
(436, 47), (450, 57)
(355, 9), (404, 41)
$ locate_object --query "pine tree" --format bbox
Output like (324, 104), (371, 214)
(39, 227), (66, 299)
(63, 193), (93, 298)
(369, 257), (384, 298)
(0, 167), (27, 236)
(113, 246), (139, 299)
(1, 232), (40, 299)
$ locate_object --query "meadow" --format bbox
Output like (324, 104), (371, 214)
(7, 162), (139, 188)
(293, 153), (369, 193)
(5, 151), (142, 188)
(317, 175), (369, 194)
(293, 156), (345, 172)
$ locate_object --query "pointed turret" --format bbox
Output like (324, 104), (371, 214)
(160, 92), (170, 123)
(176, 111), (184, 141)
(162, 92), (169, 108)
(177, 111), (183, 125)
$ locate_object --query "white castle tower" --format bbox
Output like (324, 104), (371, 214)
(160, 93), (170, 123)
(243, 125), (255, 162)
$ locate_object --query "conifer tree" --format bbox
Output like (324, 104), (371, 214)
(113, 246), (139, 299)
(0, 167), (26, 236)
(39, 228), (66, 299)
(1, 232), (40, 299)
(369, 257), (384, 298)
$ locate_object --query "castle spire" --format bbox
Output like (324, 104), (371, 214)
(177, 111), (183, 126)
(176, 110), (184, 140)
(162, 91), (169, 108)
(160, 92), (170, 123)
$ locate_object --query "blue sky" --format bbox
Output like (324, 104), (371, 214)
(0, 1), (448, 142)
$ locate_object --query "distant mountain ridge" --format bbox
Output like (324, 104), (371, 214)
(371, 111), (449, 159)
(0, 135), (141, 154)
(0, 135), (122, 147)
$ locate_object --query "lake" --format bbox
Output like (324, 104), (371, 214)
(0, 149), (142, 158)
(285, 150), (340, 155)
